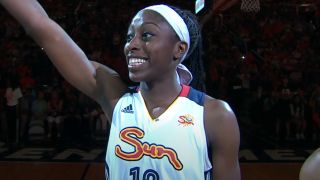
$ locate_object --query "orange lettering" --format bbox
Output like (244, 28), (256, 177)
(115, 127), (183, 170)
(115, 127), (144, 160)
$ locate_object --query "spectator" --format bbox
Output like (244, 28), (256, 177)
(290, 94), (306, 140)
(274, 86), (292, 140)
(18, 87), (34, 144)
(88, 105), (101, 140)
(77, 93), (96, 140)
(4, 77), (23, 148)
(63, 89), (81, 140)
(30, 89), (48, 139)
(47, 88), (63, 138)
(19, 71), (36, 92)
(310, 84), (320, 141)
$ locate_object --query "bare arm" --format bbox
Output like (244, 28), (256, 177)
(205, 96), (241, 180)
(0, 0), (127, 116)
(93, 61), (127, 119)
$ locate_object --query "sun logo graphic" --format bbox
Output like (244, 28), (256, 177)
(178, 114), (194, 126)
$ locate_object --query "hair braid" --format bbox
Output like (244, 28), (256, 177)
(170, 6), (206, 92)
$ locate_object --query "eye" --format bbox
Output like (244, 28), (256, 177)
(141, 32), (154, 41)
(126, 33), (134, 43)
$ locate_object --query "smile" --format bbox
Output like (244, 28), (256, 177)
(128, 58), (147, 67)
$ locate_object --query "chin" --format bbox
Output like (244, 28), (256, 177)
(129, 71), (153, 84)
(129, 74), (142, 83)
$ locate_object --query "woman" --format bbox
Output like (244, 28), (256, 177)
(0, 1), (240, 179)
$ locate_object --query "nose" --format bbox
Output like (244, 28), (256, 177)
(125, 35), (141, 54)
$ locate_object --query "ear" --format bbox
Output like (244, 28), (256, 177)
(173, 41), (188, 62)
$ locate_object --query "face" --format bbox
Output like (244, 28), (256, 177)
(124, 10), (181, 83)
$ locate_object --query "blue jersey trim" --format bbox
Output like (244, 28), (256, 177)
(105, 163), (110, 180)
(127, 86), (139, 94)
(127, 85), (205, 106)
(186, 87), (205, 106)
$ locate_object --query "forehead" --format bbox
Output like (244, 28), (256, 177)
(129, 10), (168, 29)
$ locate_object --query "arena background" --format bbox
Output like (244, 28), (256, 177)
(0, 0), (319, 179)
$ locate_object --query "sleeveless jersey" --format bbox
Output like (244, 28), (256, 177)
(105, 85), (212, 180)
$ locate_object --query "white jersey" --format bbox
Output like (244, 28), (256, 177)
(106, 85), (212, 180)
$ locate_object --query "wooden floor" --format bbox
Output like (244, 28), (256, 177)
(0, 162), (302, 180)
(0, 162), (104, 180)
(241, 163), (302, 180)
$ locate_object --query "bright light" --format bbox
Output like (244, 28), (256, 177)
(195, 0), (205, 14)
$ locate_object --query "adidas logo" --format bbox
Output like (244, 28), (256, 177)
(121, 104), (134, 114)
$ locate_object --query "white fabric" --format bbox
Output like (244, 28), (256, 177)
(105, 87), (212, 179)
(177, 64), (193, 85)
(5, 87), (23, 106)
(143, 4), (193, 85)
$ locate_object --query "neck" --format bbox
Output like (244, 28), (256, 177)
(139, 79), (182, 110)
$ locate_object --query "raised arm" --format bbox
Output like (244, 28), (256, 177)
(205, 97), (241, 180)
(0, 0), (127, 116)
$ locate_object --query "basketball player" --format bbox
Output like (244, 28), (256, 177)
(300, 148), (320, 180)
(0, 0), (241, 179)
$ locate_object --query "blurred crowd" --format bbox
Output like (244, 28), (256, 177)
(0, 0), (319, 148)
(203, 1), (320, 143)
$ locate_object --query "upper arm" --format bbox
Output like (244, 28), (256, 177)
(204, 96), (241, 180)
(92, 62), (127, 118)
(31, 17), (99, 100)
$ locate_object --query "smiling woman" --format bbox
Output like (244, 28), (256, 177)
(0, 1), (240, 179)
(124, 9), (179, 84)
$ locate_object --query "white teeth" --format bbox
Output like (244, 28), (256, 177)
(129, 58), (146, 66)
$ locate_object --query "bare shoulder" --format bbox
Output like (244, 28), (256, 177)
(203, 95), (238, 131)
(300, 148), (320, 180)
(203, 95), (240, 147)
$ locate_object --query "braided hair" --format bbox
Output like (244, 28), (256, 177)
(170, 6), (206, 92)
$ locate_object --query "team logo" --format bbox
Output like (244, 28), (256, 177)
(178, 114), (194, 126)
(115, 127), (183, 170)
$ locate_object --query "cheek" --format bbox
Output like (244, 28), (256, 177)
(147, 41), (172, 60)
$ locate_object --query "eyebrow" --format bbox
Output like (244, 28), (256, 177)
(141, 21), (161, 29)
(129, 21), (161, 31)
